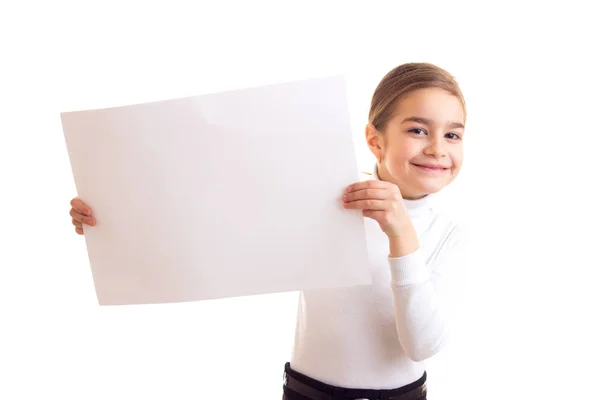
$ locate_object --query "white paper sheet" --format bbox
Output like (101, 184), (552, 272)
(61, 75), (371, 306)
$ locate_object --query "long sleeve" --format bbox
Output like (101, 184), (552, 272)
(388, 223), (468, 362)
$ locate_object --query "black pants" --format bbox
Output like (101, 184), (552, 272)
(282, 362), (427, 400)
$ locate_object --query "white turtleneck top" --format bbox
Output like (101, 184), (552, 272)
(289, 167), (468, 390)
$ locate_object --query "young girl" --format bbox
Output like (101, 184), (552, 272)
(69, 62), (467, 400)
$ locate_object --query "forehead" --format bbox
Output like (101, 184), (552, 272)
(392, 87), (465, 124)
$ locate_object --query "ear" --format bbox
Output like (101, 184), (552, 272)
(365, 123), (385, 162)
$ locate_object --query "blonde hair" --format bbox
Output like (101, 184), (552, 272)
(368, 62), (466, 130)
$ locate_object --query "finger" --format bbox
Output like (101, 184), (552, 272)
(70, 197), (91, 216)
(343, 188), (394, 202)
(362, 210), (386, 219)
(72, 218), (82, 228)
(70, 208), (83, 222)
(343, 199), (390, 210)
(75, 227), (84, 235)
(346, 180), (394, 193)
(70, 209), (96, 226)
(70, 208), (85, 223)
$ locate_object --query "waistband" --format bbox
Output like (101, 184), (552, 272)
(283, 362), (427, 400)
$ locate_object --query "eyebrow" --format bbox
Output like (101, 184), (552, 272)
(401, 116), (465, 129)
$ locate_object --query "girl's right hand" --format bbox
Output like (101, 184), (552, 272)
(70, 197), (96, 235)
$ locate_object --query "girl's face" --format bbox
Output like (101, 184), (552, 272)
(367, 87), (465, 200)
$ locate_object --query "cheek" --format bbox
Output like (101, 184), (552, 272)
(386, 149), (414, 172)
(384, 145), (418, 178)
(450, 148), (464, 170)
(385, 138), (420, 164)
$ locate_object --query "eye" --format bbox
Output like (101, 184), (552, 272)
(409, 128), (427, 135)
(446, 132), (461, 140)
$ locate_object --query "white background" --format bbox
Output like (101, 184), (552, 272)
(1, 1), (598, 399)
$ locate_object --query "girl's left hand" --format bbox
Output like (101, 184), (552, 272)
(342, 180), (411, 238)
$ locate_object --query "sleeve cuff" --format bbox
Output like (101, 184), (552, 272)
(389, 248), (431, 286)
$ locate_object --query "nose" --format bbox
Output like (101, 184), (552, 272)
(425, 136), (447, 158)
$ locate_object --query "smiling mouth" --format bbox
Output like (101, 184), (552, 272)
(411, 163), (450, 172)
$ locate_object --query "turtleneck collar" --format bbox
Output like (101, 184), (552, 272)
(370, 164), (435, 217)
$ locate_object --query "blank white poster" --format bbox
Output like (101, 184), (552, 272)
(60, 75), (371, 306)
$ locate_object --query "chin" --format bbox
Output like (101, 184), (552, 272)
(413, 180), (451, 195)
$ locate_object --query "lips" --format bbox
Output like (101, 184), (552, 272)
(411, 163), (450, 171)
